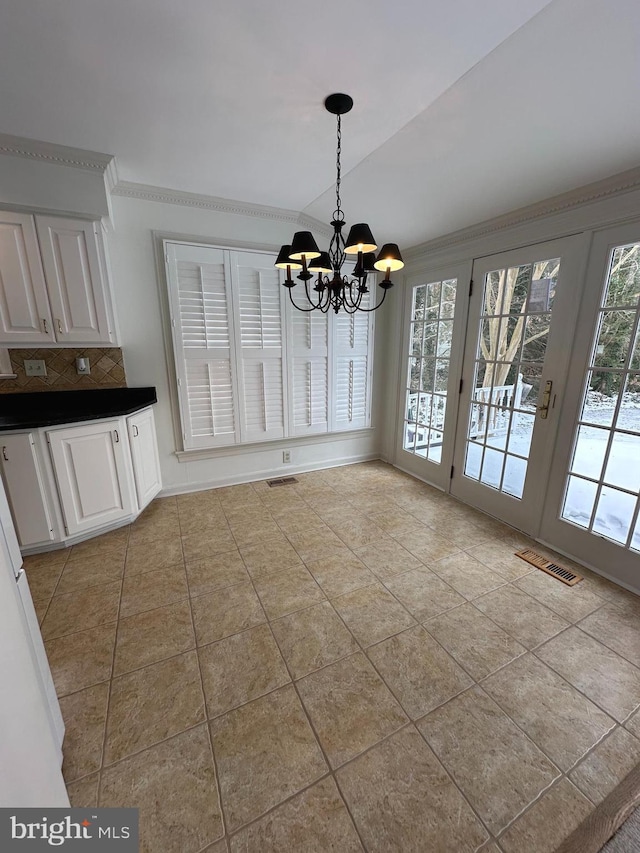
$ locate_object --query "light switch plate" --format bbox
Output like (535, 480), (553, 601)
(24, 359), (47, 377)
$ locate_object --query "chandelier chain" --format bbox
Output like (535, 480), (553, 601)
(334, 114), (343, 220)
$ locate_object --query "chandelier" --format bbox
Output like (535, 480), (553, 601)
(275, 93), (404, 314)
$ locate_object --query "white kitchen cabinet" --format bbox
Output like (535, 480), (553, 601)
(47, 419), (135, 536)
(0, 211), (53, 343)
(126, 406), (162, 510)
(36, 215), (115, 344)
(0, 210), (117, 346)
(0, 432), (55, 547)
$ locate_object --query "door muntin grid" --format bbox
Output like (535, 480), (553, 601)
(561, 241), (640, 551)
(463, 258), (561, 498)
(403, 279), (457, 463)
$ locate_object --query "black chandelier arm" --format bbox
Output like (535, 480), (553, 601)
(286, 287), (318, 312)
(341, 284), (390, 314)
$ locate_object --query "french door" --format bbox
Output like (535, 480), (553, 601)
(450, 237), (583, 533)
(542, 223), (640, 590)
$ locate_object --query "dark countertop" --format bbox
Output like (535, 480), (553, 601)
(0, 387), (157, 431)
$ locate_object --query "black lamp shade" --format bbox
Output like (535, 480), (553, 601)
(275, 245), (302, 270)
(374, 243), (405, 272)
(344, 223), (377, 255)
(289, 231), (321, 261)
(308, 251), (333, 274)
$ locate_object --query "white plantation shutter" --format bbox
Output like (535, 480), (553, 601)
(288, 306), (329, 435)
(166, 243), (239, 448)
(231, 252), (286, 443)
(332, 287), (374, 430)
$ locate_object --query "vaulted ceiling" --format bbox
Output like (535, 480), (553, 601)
(1, 0), (639, 247)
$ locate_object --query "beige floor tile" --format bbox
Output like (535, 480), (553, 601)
(354, 537), (423, 580)
(57, 551), (125, 595)
(332, 583), (416, 647)
(367, 625), (473, 719)
(306, 550), (376, 599)
(231, 520), (284, 548)
(418, 686), (559, 834)
(483, 654), (615, 771)
(535, 627), (640, 722)
(181, 527), (238, 562)
(186, 550), (250, 597)
(428, 515), (495, 549)
(392, 527), (461, 563)
(100, 725), (223, 853)
(498, 778), (592, 853)
(285, 525), (347, 561)
(129, 518), (182, 547)
(297, 653), (407, 768)
(125, 534), (184, 575)
(425, 603), (526, 680)
(24, 560), (66, 601)
(114, 600), (195, 675)
(473, 584), (569, 649)
(327, 517), (391, 549)
(210, 685), (327, 832)
(270, 601), (359, 679)
(199, 624), (290, 718)
(239, 536), (302, 578)
(120, 565), (188, 618)
(41, 581), (121, 640)
(336, 726), (488, 853)
(224, 505), (274, 527)
(70, 527), (129, 559)
(201, 841), (227, 853)
(626, 707), (640, 738)
(60, 682), (109, 782)
(578, 602), (640, 666)
(253, 565), (326, 620)
(515, 571), (605, 622)
(272, 508), (325, 535)
(191, 582), (266, 645)
(229, 776), (363, 852)
(466, 539), (534, 580)
(45, 623), (116, 696)
(569, 727), (640, 804)
(105, 651), (205, 765)
(218, 483), (262, 508)
(367, 507), (425, 535)
(66, 773), (99, 807)
(384, 568), (466, 621)
(177, 490), (222, 511)
(34, 598), (49, 625)
(429, 552), (507, 600)
(178, 509), (227, 538)
(23, 550), (68, 573)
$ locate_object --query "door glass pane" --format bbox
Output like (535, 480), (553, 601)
(561, 242), (640, 550)
(403, 278), (458, 462)
(463, 256), (561, 498)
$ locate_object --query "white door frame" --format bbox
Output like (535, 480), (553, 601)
(450, 235), (587, 534)
(394, 260), (472, 491)
(541, 221), (640, 592)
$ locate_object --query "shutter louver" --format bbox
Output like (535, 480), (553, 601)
(333, 287), (373, 430)
(289, 307), (329, 435)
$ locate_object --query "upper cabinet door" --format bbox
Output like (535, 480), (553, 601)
(36, 216), (114, 344)
(0, 211), (53, 344)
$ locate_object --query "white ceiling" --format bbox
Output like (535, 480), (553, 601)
(1, 0), (639, 247)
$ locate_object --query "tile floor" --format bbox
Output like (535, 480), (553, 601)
(24, 461), (640, 853)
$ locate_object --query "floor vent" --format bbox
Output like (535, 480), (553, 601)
(515, 549), (583, 586)
(266, 477), (299, 487)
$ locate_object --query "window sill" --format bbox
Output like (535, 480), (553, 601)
(175, 427), (375, 462)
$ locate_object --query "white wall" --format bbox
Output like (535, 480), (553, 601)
(107, 195), (387, 492)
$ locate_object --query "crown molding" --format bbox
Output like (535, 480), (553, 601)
(404, 165), (640, 259)
(111, 180), (333, 237)
(0, 132), (115, 174)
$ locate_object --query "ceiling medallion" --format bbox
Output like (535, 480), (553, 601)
(276, 93), (404, 314)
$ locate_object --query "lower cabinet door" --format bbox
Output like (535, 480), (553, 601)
(126, 407), (161, 511)
(0, 432), (55, 547)
(48, 420), (135, 536)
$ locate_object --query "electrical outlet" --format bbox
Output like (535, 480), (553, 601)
(282, 450), (291, 463)
(24, 359), (47, 377)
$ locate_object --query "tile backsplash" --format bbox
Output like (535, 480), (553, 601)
(0, 348), (127, 393)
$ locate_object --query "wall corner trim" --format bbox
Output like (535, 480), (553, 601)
(0, 132), (116, 175)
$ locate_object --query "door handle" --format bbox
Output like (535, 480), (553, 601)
(132, 425), (139, 437)
(2, 446), (7, 461)
(57, 319), (64, 334)
(537, 380), (553, 419)
(114, 429), (119, 443)
(42, 318), (49, 334)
